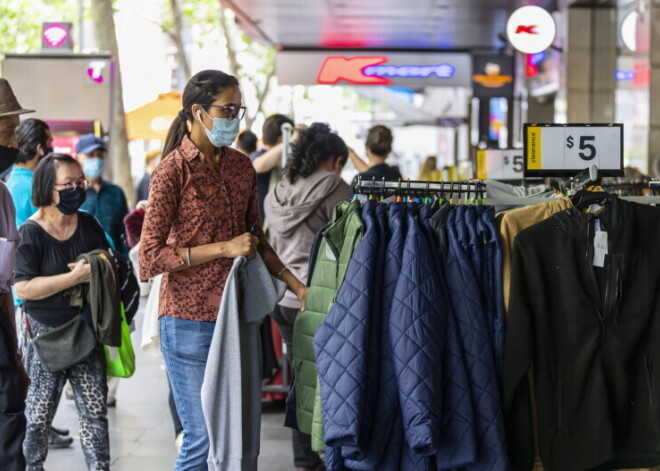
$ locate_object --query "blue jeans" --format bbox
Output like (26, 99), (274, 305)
(160, 316), (215, 471)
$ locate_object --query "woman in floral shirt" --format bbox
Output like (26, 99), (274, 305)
(139, 70), (308, 470)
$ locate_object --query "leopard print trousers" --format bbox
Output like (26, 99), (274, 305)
(22, 316), (110, 471)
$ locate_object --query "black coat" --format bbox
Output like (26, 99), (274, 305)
(504, 196), (660, 471)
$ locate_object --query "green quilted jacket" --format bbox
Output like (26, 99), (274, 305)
(292, 200), (363, 449)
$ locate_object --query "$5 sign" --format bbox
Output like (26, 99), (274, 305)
(566, 135), (596, 161)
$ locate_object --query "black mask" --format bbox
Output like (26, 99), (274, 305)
(56, 187), (87, 215)
(0, 145), (19, 176)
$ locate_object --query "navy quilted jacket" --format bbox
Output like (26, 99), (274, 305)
(314, 200), (381, 455)
(476, 207), (506, 380)
(344, 203), (407, 470)
(445, 208), (509, 470)
(390, 204), (445, 456)
(419, 205), (478, 469)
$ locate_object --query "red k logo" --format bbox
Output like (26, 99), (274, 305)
(515, 25), (538, 34)
(316, 56), (391, 85)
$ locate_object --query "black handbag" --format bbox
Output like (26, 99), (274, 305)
(25, 314), (97, 373)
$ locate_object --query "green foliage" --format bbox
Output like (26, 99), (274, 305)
(0, 0), (78, 54)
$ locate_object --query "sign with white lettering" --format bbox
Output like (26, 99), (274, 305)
(524, 123), (624, 176)
(276, 51), (472, 87)
(476, 149), (524, 181)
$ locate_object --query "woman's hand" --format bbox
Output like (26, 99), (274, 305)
(67, 260), (91, 284)
(219, 233), (259, 259)
(296, 285), (310, 312)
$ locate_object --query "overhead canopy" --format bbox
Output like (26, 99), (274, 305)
(125, 91), (181, 141)
(222, 0), (551, 51)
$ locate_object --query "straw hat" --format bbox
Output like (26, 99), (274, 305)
(0, 78), (34, 117)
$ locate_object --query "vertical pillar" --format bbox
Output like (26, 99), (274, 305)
(646, 1), (660, 175)
(567, 4), (617, 122)
(527, 94), (556, 123)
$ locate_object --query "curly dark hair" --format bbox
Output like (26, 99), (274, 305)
(283, 123), (348, 184)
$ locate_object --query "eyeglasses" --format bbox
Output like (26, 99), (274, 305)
(205, 104), (247, 121)
(54, 179), (89, 193)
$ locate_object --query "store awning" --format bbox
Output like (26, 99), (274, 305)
(125, 91), (181, 141)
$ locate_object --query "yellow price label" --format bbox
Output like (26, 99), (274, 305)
(527, 126), (542, 170)
(476, 150), (487, 179)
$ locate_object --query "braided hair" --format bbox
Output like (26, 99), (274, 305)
(163, 70), (239, 157)
(283, 123), (348, 184)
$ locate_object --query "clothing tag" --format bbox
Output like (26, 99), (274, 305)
(588, 204), (602, 214)
(325, 244), (336, 261)
(593, 229), (608, 268)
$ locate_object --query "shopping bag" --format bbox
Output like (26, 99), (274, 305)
(104, 303), (136, 378)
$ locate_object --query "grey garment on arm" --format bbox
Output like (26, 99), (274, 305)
(201, 254), (287, 471)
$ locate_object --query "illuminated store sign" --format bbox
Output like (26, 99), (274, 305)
(276, 51), (472, 87)
(317, 56), (457, 85)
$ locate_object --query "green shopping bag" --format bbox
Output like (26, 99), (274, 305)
(104, 303), (136, 378)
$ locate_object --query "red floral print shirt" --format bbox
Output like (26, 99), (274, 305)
(139, 135), (270, 321)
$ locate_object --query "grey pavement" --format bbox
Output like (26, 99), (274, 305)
(43, 309), (295, 471)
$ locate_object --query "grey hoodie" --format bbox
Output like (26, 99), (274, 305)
(264, 169), (353, 308)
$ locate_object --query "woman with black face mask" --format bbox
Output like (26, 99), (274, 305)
(14, 153), (111, 471)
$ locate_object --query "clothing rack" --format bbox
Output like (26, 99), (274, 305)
(353, 177), (660, 206)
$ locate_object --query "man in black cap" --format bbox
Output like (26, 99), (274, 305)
(0, 77), (32, 471)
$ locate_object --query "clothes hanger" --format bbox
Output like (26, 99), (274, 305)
(395, 178), (403, 202)
(380, 177), (386, 202)
(353, 175), (361, 201)
(571, 188), (610, 210)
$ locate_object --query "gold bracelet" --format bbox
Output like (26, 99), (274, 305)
(186, 247), (192, 267)
(277, 267), (289, 278)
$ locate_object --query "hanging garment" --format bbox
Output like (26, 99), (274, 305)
(343, 202), (407, 471)
(477, 207), (506, 379)
(389, 204), (445, 456)
(314, 200), (382, 458)
(200, 254), (286, 471)
(504, 196), (660, 471)
(419, 204), (478, 470)
(445, 208), (510, 471)
(497, 198), (572, 310)
(293, 200), (363, 440)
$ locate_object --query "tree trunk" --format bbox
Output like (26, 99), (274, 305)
(169, 0), (191, 81)
(219, 5), (240, 77)
(245, 67), (275, 130)
(90, 0), (134, 207)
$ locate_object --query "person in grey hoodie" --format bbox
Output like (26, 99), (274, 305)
(264, 122), (352, 471)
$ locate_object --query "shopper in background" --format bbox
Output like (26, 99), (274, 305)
(265, 122), (352, 471)
(418, 155), (438, 181)
(9, 119), (51, 227)
(15, 153), (111, 471)
(250, 114), (295, 222)
(76, 134), (130, 255)
(136, 150), (162, 204)
(236, 129), (258, 156)
(139, 69), (309, 471)
(0, 77), (31, 471)
(352, 124), (402, 186)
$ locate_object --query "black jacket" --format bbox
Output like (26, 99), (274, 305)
(504, 196), (660, 471)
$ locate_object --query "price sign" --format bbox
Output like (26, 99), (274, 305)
(476, 149), (524, 181)
(524, 123), (624, 176)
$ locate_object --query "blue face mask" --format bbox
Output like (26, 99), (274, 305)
(83, 157), (105, 179)
(199, 108), (240, 148)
